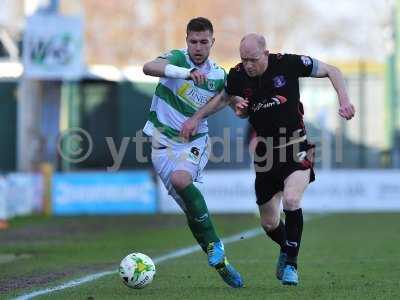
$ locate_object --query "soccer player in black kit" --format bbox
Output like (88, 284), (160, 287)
(181, 33), (355, 286)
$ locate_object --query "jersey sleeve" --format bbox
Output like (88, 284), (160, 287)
(157, 49), (189, 68)
(216, 68), (227, 93)
(224, 67), (242, 96)
(285, 54), (314, 77)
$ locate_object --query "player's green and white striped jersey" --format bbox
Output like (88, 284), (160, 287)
(143, 48), (226, 145)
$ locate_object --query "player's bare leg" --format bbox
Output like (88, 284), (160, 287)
(259, 192), (282, 232)
(281, 169), (310, 285)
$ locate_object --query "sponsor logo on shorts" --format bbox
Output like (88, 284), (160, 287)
(190, 147), (200, 157)
(187, 146), (201, 164)
(296, 151), (307, 161)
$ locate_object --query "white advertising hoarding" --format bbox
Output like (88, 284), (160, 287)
(52, 171), (157, 215)
(303, 170), (400, 212)
(159, 170), (258, 213)
(23, 14), (83, 79)
(0, 177), (7, 219)
(0, 173), (44, 219)
(159, 170), (400, 213)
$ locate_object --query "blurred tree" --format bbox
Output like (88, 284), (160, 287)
(57, 0), (391, 66)
(82, 0), (249, 66)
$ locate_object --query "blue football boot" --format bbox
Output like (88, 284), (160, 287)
(282, 264), (299, 286)
(215, 257), (244, 288)
(276, 251), (288, 280)
(207, 241), (243, 288)
(207, 240), (225, 267)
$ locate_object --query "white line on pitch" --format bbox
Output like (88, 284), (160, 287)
(13, 227), (263, 300)
(13, 214), (320, 300)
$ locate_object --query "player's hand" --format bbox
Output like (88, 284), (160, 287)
(188, 69), (206, 85)
(235, 98), (249, 118)
(339, 101), (355, 120)
(180, 117), (200, 141)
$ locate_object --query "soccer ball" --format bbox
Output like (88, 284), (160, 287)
(119, 253), (156, 289)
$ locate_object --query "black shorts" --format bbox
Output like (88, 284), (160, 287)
(254, 140), (315, 206)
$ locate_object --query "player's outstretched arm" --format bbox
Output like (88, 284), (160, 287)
(143, 58), (170, 78)
(143, 58), (206, 85)
(310, 59), (355, 120)
(180, 90), (233, 140)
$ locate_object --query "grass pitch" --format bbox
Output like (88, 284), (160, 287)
(1, 213), (399, 300)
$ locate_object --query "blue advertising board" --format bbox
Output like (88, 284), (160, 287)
(52, 171), (156, 215)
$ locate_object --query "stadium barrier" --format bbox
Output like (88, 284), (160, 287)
(0, 177), (7, 221)
(0, 173), (44, 219)
(159, 170), (258, 213)
(159, 170), (400, 213)
(51, 171), (157, 215)
(302, 170), (400, 212)
(1, 170), (399, 218)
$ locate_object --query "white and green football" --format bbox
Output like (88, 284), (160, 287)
(119, 252), (156, 289)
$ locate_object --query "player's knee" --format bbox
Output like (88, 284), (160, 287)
(260, 215), (280, 232)
(170, 171), (192, 191)
(283, 193), (301, 210)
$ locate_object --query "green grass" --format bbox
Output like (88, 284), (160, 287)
(1, 213), (399, 300)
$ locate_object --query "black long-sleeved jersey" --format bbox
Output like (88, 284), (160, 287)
(225, 53), (315, 145)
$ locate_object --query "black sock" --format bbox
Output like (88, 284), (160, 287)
(284, 208), (303, 269)
(265, 220), (287, 253)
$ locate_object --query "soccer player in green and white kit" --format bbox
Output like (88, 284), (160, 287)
(142, 17), (243, 288)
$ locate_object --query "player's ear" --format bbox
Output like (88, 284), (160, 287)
(211, 37), (215, 46)
(265, 50), (269, 56)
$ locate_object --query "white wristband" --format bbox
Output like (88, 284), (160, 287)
(164, 64), (192, 79)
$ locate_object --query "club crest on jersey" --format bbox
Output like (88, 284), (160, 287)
(207, 80), (216, 91)
(301, 56), (312, 66)
(273, 75), (286, 88)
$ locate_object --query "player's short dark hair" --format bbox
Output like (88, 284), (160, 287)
(186, 17), (213, 35)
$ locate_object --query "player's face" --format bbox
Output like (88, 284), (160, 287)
(240, 47), (269, 77)
(186, 30), (214, 66)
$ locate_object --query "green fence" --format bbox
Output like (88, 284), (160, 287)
(60, 80), (155, 170)
(0, 81), (17, 172)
